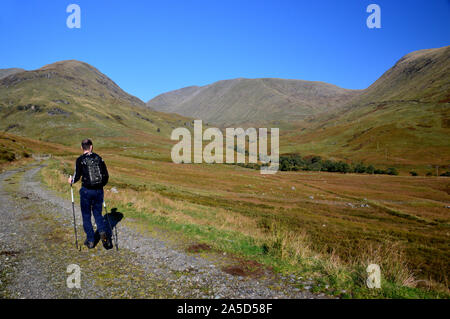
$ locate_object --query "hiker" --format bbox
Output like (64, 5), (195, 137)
(68, 138), (111, 249)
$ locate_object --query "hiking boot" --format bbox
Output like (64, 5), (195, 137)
(99, 231), (113, 250)
(84, 239), (95, 249)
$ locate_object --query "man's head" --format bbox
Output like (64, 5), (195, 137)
(81, 138), (93, 153)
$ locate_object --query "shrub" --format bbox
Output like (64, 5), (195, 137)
(386, 167), (399, 176)
(353, 163), (367, 174)
(409, 171), (418, 176)
(0, 150), (15, 162)
(307, 161), (323, 171)
(337, 161), (350, 173)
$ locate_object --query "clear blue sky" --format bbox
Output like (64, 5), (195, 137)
(1, 0), (449, 101)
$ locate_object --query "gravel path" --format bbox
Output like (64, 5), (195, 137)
(0, 161), (325, 299)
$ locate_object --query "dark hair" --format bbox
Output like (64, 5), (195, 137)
(81, 138), (93, 151)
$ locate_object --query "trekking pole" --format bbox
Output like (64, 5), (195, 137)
(70, 175), (80, 251)
(103, 201), (118, 251)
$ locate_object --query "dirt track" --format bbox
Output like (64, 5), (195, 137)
(0, 161), (327, 299)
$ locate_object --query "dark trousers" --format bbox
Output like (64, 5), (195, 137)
(79, 187), (106, 243)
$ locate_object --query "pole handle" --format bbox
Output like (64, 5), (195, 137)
(69, 175), (74, 202)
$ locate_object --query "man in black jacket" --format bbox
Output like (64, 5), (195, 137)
(68, 139), (111, 249)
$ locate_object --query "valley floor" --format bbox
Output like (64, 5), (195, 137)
(0, 161), (323, 299)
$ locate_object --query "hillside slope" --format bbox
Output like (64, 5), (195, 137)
(353, 46), (450, 104)
(0, 68), (25, 80)
(0, 60), (189, 158)
(146, 45), (449, 168)
(147, 78), (358, 126)
(283, 46), (450, 168)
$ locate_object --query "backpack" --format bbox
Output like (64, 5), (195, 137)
(82, 154), (103, 187)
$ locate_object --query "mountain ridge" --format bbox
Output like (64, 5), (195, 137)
(146, 46), (449, 127)
(0, 68), (25, 80)
(281, 46), (450, 166)
(1, 46), (448, 166)
(147, 77), (359, 126)
(146, 45), (449, 166)
(1, 60), (145, 107)
(0, 60), (188, 152)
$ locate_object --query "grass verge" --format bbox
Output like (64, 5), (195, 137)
(40, 158), (449, 299)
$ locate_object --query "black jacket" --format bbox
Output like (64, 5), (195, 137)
(73, 152), (109, 189)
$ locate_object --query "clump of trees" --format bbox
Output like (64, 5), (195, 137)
(424, 171), (450, 177)
(235, 154), (399, 175)
(235, 154), (450, 177)
(277, 155), (399, 175)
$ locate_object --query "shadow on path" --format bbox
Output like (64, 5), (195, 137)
(93, 208), (124, 249)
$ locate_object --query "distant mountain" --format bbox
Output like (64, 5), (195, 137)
(148, 85), (201, 111)
(0, 60), (187, 148)
(147, 46), (449, 167)
(147, 78), (359, 126)
(1, 45), (448, 167)
(351, 46), (450, 105)
(0, 68), (25, 80)
(1, 60), (144, 107)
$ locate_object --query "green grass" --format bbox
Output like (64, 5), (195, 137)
(38, 158), (450, 299)
(108, 201), (448, 299)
